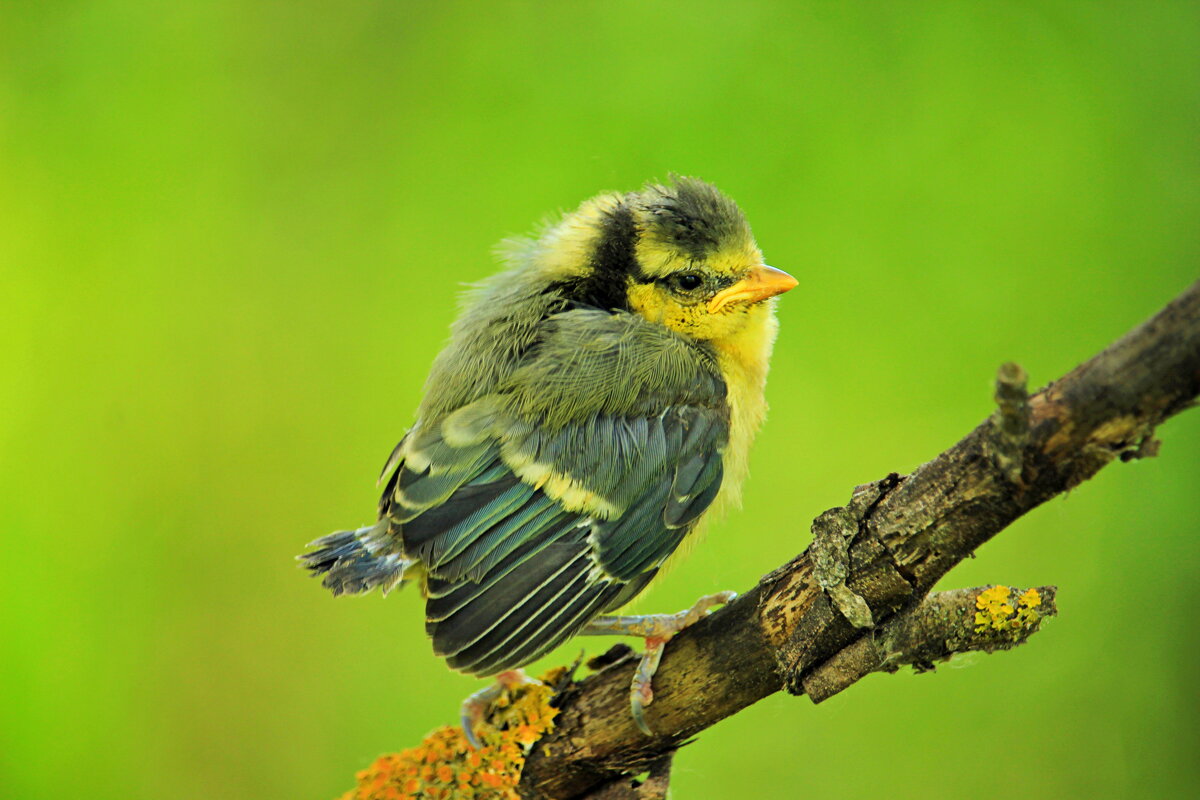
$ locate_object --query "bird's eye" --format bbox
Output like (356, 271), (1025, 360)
(670, 272), (704, 292)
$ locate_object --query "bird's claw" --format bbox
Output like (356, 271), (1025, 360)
(630, 684), (654, 737)
(630, 637), (664, 736)
(682, 590), (737, 627)
(459, 669), (541, 749)
(459, 685), (502, 749)
(625, 591), (738, 737)
(579, 591), (737, 736)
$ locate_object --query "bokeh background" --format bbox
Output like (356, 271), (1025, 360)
(2, 2), (1198, 798)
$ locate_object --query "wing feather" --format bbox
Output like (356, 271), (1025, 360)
(448, 497), (565, 582)
(466, 581), (619, 676)
(376, 308), (730, 675)
(430, 543), (591, 658)
(446, 559), (597, 671)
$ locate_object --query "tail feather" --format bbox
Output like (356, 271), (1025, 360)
(299, 521), (411, 596)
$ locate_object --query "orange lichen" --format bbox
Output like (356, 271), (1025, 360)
(338, 669), (563, 800)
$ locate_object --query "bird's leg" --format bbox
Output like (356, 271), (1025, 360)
(459, 669), (542, 749)
(579, 590), (736, 736)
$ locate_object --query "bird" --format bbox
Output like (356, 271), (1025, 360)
(299, 176), (796, 743)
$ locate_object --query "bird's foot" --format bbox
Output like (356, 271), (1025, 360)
(581, 590), (737, 736)
(459, 669), (542, 749)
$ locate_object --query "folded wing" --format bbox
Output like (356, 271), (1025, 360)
(380, 309), (729, 676)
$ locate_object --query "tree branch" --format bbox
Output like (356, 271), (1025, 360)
(801, 583), (1056, 703)
(518, 279), (1200, 800)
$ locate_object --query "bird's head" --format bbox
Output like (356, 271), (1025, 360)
(527, 177), (797, 343)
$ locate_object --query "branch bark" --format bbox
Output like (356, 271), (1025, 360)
(801, 583), (1056, 703)
(518, 279), (1200, 800)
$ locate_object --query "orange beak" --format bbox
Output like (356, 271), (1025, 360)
(708, 265), (798, 313)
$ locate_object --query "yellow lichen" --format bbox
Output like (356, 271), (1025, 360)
(1015, 587), (1042, 630)
(974, 585), (1043, 639)
(338, 670), (563, 800)
(974, 585), (1014, 632)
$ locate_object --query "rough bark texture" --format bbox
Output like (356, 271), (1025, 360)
(801, 584), (1057, 703)
(517, 280), (1200, 800)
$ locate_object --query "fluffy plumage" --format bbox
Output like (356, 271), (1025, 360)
(301, 176), (794, 677)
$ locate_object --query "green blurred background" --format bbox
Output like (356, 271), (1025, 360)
(2, 2), (1198, 798)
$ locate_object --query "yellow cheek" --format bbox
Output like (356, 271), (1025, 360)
(629, 283), (749, 340)
(627, 283), (668, 324)
(630, 292), (697, 335)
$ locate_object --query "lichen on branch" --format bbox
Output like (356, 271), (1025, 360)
(339, 669), (565, 800)
(803, 584), (1058, 703)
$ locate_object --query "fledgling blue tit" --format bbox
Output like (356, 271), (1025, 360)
(300, 176), (796, 741)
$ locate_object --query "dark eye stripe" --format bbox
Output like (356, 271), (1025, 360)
(554, 203), (642, 310)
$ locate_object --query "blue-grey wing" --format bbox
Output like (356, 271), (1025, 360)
(378, 310), (729, 675)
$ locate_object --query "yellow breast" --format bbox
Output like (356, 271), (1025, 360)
(709, 301), (780, 518)
(604, 300), (781, 608)
(655, 301), (780, 583)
